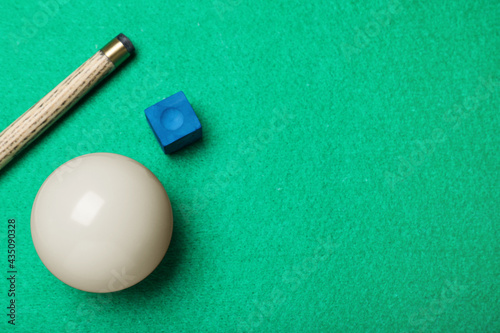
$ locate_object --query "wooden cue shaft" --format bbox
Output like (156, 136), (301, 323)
(0, 34), (135, 171)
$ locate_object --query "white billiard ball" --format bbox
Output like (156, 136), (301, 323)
(31, 153), (173, 293)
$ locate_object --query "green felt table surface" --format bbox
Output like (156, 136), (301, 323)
(0, 0), (499, 332)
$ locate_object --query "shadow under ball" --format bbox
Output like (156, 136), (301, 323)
(31, 153), (173, 293)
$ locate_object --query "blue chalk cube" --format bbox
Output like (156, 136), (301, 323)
(145, 91), (202, 154)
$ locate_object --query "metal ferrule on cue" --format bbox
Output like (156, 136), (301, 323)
(101, 37), (131, 68)
(0, 33), (135, 171)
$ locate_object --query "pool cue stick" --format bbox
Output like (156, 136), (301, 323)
(0, 33), (135, 171)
